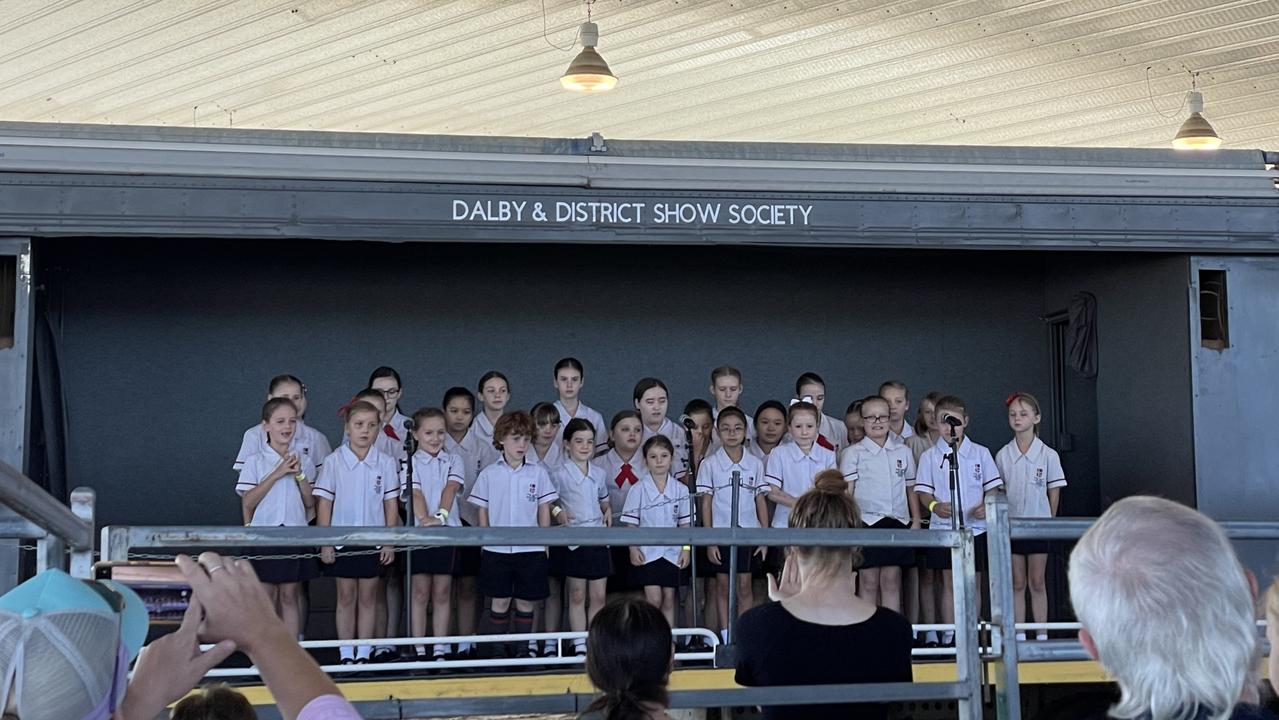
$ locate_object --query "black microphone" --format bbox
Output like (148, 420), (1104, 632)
(941, 415), (963, 428)
(403, 418), (416, 432)
(679, 414), (696, 430)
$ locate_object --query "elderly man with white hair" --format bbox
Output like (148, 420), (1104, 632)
(1069, 495), (1274, 720)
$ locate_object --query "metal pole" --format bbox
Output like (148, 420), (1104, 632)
(0, 460), (93, 550)
(725, 470), (741, 651)
(986, 494), (1021, 719)
(35, 536), (64, 572)
(69, 487), (95, 578)
(952, 528), (983, 720)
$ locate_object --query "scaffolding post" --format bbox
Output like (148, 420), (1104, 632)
(953, 527), (984, 720)
(69, 487), (96, 578)
(986, 494), (1021, 719)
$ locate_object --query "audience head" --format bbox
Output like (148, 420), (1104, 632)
(585, 597), (673, 720)
(1265, 580), (1279, 693)
(169, 685), (257, 720)
(788, 469), (864, 574)
(0, 569), (148, 720)
(1069, 496), (1258, 720)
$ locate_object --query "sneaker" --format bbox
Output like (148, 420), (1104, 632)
(541, 641), (558, 658)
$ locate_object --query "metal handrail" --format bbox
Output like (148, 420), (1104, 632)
(0, 462), (92, 549)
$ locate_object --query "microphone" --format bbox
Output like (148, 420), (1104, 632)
(403, 418), (416, 432)
(941, 415), (963, 428)
(679, 414), (697, 430)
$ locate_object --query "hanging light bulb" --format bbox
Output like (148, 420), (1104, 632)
(560, 20), (617, 93)
(1172, 90), (1222, 150)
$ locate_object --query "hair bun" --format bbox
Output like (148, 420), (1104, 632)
(813, 469), (846, 495)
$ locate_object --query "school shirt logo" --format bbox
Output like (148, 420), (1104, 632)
(1033, 468), (1046, 488)
(374, 475), (383, 494)
(972, 464), (983, 484)
(895, 458), (906, 478)
(526, 482), (538, 503)
(671, 503), (680, 524)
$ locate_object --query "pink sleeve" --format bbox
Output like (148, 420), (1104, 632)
(297, 694), (362, 720)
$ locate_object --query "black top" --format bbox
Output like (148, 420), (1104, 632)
(734, 602), (913, 720)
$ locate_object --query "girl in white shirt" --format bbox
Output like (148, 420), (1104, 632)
(473, 371), (511, 450)
(403, 407), (464, 660)
(551, 418), (613, 655)
(621, 435), (692, 627)
(552, 357), (608, 453)
(996, 392), (1066, 641)
(235, 397), (317, 640)
(633, 377), (690, 479)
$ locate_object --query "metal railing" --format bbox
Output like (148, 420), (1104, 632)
(0, 460), (95, 577)
(103, 522), (985, 720)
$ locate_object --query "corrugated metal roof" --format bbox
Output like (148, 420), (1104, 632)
(0, 0), (1274, 149)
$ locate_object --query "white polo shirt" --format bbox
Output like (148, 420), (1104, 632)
(914, 437), (1004, 534)
(819, 413), (850, 453)
(553, 400), (608, 451)
(641, 418), (690, 478)
(372, 431), (407, 462)
(746, 442), (777, 464)
(995, 437), (1066, 519)
(620, 473), (692, 565)
(889, 423), (916, 444)
(598, 447), (646, 515)
(763, 441), (836, 528)
(445, 428), (500, 526)
(697, 448), (765, 529)
(233, 419), (332, 472)
(468, 458), (558, 554)
(528, 440), (565, 471)
(404, 448), (464, 527)
(473, 412), (498, 451)
(236, 449), (317, 527)
(550, 460), (610, 545)
(313, 445), (400, 529)
(840, 436), (917, 526)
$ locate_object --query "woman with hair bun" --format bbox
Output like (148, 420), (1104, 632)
(579, 597), (674, 720)
(735, 469), (913, 720)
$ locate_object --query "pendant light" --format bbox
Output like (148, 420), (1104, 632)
(560, 1), (617, 93)
(1172, 90), (1222, 150)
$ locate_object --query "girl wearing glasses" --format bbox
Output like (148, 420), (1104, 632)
(369, 366), (409, 442)
(837, 395), (919, 614)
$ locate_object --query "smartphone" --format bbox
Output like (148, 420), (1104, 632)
(94, 561), (190, 623)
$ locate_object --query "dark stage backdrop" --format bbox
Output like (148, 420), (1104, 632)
(40, 237), (1069, 527)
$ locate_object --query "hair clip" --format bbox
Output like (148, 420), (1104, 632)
(1004, 392), (1024, 407)
(788, 395), (814, 406)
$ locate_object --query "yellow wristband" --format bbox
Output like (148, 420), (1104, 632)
(928, 500), (939, 513)
(551, 506), (563, 516)
(294, 472), (307, 483)
(681, 545), (691, 551)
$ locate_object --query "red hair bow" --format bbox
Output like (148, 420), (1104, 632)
(1004, 392), (1024, 407)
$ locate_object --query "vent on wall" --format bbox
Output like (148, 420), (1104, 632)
(1199, 269), (1229, 350)
(0, 256), (13, 350)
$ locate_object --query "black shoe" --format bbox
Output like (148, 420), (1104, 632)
(541, 641), (558, 658)
(926, 640), (940, 649)
(370, 647), (398, 664)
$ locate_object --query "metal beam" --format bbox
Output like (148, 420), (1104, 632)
(0, 460), (93, 550)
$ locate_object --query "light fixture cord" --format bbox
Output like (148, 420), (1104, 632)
(541, 0), (583, 52)
(1146, 66), (1192, 119)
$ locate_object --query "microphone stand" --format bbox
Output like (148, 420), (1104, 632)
(401, 420), (418, 653)
(946, 432), (965, 532)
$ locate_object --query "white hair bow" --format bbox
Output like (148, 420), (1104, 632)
(789, 395), (814, 406)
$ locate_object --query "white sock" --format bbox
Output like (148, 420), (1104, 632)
(925, 630), (939, 643)
(720, 629), (729, 643)
(340, 646), (354, 661)
(357, 644), (372, 660)
(528, 639), (539, 651)
(1016, 632), (1027, 641)
(573, 638), (586, 653)
(458, 641), (473, 653)
(942, 631), (955, 645)
(433, 643), (449, 657)
(414, 644), (427, 656)
(1036, 633), (1048, 641)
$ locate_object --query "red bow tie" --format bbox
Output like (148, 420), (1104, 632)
(383, 425), (400, 442)
(816, 434), (835, 451)
(615, 462), (639, 488)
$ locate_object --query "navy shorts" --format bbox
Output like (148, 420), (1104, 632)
(479, 550), (549, 601)
(407, 546), (456, 575)
(861, 518), (916, 568)
(324, 547), (382, 579)
(631, 558), (682, 589)
(562, 546), (611, 580)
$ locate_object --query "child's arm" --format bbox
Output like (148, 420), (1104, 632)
(754, 493), (770, 558)
(917, 490), (952, 518)
(767, 489), (799, 507)
(477, 507), (490, 528)
(599, 500), (612, 527)
(538, 501), (552, 528)
(315, 497), (335, 564)
(238, 457), (293, 520)
(907, 485), (922, 528)
(380, 497), (399, 565)
(409, 489), (429, 525)
(1048, 487), (1062, 517)
(436, 480), (463, 525)
(699, 494), (714, 529)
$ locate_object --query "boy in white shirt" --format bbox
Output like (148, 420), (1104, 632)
(312, 400), (400, 664)
(468, 411), (559, 659)
(839, 395), (919, 614)
(913, 395), (1004, 646)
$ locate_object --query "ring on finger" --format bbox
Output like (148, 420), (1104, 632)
(206, 564), (226, 574)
